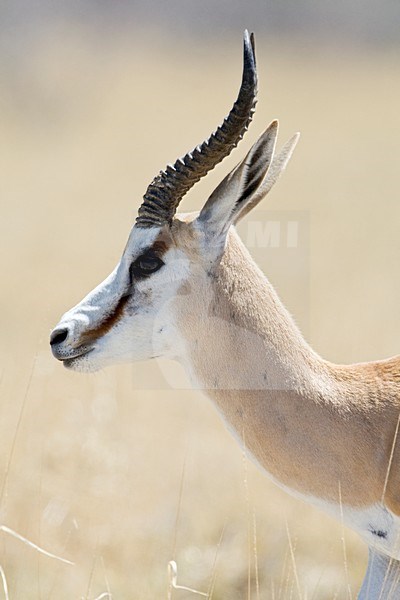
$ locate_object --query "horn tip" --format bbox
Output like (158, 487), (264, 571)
(243, 30), (257, 78)
(243, 30), (256, 58)
(250, 32), (255, 54)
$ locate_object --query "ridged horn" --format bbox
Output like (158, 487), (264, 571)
(136, 30), (258, 228)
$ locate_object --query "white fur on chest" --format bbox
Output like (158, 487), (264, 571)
(176, 321), (400, 561)
(209, 401), (400, 559)
(298, 492), (400, 559)
(248, 443), (400, 559)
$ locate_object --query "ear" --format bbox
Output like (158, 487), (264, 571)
(197, 120), (299, 238)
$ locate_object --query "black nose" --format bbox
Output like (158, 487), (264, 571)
(50, 327), (69, 346)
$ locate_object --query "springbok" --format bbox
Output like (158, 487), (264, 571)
(50, 32), (400, 598)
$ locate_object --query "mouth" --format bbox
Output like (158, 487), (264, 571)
(53, 345), (95, 366)
(62, 348), (97, 372)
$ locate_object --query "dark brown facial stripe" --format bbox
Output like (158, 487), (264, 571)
(77, 236), (170, 346)
(79, 293), (131, 346)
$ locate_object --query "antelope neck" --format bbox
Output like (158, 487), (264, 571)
(176, 230), (400, 510)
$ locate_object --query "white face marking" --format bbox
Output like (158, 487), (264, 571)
(51, 225), (191, 372)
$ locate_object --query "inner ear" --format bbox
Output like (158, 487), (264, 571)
(197, 121), (279, 237)
(235, 134), (273, 207)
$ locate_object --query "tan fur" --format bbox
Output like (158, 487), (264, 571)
(171, 218), (400, 512)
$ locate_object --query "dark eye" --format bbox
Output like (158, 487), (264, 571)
(130, 253), (164, 280)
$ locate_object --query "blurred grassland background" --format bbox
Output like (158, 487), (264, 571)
(1, 2), (400, 598)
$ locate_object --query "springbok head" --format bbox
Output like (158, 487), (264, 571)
(50, 31), (299, 372)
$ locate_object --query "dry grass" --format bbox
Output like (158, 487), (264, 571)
(0, 27), (399, 598)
